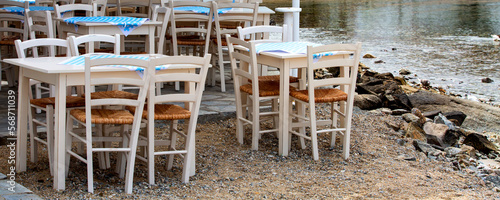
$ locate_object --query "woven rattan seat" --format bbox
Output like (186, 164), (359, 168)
(70, 109), (135, 124)
(177, 39), (206, 46)
(248, 75), (299, 83)
(30, 96), (86, 108)
(0, 39), (16, 46)
(240, 81), (283, 97)
(290, 88), (348, 103)
(127, 104), (191, 120)
(89, 90), (138, 100)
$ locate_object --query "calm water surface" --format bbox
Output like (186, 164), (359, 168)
(263, 0), (500, 104)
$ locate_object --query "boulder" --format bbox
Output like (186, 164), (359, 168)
(405, 122), (427, 142)
(423, 122), (459, 147)
(463, 133), (498, 154)
(354, 94), (382, 110)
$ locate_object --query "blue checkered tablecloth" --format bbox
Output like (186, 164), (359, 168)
(174, 6), (232, 15)
(63, 16), (149, 36)
(255, 42), (339, 60)
(0, 6), (53, 15)
(8, 0), (35, 4)
(60, 54), (170, 76)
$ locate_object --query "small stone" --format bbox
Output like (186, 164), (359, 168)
(396, 139), (406, 146)
(391, 109), (409, 115)
(402, 113), (420, 123)
(482, 77), (494, 83)
(421, 79), (431, 87)
(406, 122), (427, 142)
(399, 68), (411, 75)
(374, 60), (384, 64)
(363, 53), (376, 58)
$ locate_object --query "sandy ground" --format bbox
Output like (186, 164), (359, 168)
(1, 105), (498, 199)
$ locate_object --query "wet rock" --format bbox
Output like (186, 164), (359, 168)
(354, 94), (382, 110)
(482, 77), (494, 83)
(409, 90), (450, 106)
(423, 122), (459, 147)
(399, 68), (411, 75)
(363, 53), (376, 58)
(413, 140), (441, 154)
(442, 111), (467, 126)
(463, 133), (499, 154)
(402, 113), (420, 124)
(405, 122), (427, 142)
(394, 76), (407, 85)
(421, 79), (431, 87)
(374, 60), (384, 64)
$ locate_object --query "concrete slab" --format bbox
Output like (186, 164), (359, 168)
(0, 180), (32, 195)
(1, 194), (43, 200)
(0, 174), (5, 180)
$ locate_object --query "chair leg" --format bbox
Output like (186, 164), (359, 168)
(234, 89), (245, 144)
(47, 106), (54, 176)
(148, 117), (155, 185)
(251, 96), (259, 151)
(330, 102), (338, 148)
(297, 101), (306, 149)
(65, 115), (73, 178)
(309, 103), (319, 161)
(217, 46), (226, 92)
(86, 126), (94, 193)
(118, 125), (129, 179)
(167, 120), (178, 170)
(28, 106), (38, 164)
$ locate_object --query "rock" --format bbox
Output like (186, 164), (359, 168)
(413, 140), (441, 154)
(399, 68), (411, 75)
(485, 176), (500, 187)
(359, 62), (370, 69)
(374, 60), (384, 64)
(445, 147), (462, 157)
(442, 111), (467, 126)
(423, 122), (459, 147)
(421, 79), (431, 87)
(394, 76), (407, 85)
(461, 145), (477, 157)
(433, 113), (457, 130)
(409, 90), (451, 106)
(380, 108), (392, 114)
(422, 110), (441, 119)
(396, 139), (406, 146)
(405, 122), (427, 142)
(354, 94), (383, 110)
(400, 85), (419, 93)
(363, 53), (376, 58)
(402, 113), (420, 123)
(392, 109), (410, 115)
(463, 133), (498, 154)
(482, 77), (494, 83)
(411, 108), (428, 126)
(479, 159), (500, 169)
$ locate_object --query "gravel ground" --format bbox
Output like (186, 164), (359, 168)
(1, 106), (498, 199)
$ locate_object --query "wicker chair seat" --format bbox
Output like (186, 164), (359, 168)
(30, 96), (86, 108)
(240, 81), (286, 97)
(70, 109), (134, 124)
(249, 75), (299, 83)
(176, 39), (206, 46)
(290, 88), (348, 103)
(127, 104), (191, 120)
(88, 90), (138, 100)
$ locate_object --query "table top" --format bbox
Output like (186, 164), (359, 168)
(57, 18), (162, 26)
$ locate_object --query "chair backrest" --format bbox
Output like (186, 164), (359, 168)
(117, 0), (153, 18)
(169, 0), (213, 56)
(84, 55), (149, 130)
(25, 10), (54, 39)
(15, 38), (70, 58)
(213, 1), (258, 38)
(88, 0), (107, 16)
(54, 3), (97, 19)
(226, 35), (260, 94)
(148, 54), (211, 124)
(35, 0), (75, 6)
(68, 34), (120, 56)
(306, 43), (362, 103)
(0, 1), (29, 42)
(237, 25), (287, 43)
(151, 6), (171, 54)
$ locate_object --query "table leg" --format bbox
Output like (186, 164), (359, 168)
(279, 61), (290, 156)
(148, 25), (155, 54)
(54, 74), (67, 190)
(16, 68), (29, 172)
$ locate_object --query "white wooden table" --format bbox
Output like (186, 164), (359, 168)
(235, 43), (348, 156)
(4, 55), (195, 190)
(56, 19), (162, 53)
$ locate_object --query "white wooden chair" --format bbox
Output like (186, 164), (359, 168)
(227, 35), (280, 150)
(128, 54), (211, 185)
(0, 1), (29, 90)
(210, 1), (258, 92)
(117, 0), (153, 18)
(288, 43), (362, 160)
(65, 56), (150, 194)
(68, 34), (120, 56)
(54, 3), (97, 40)
(14, 38), (77, 176)
(88, 0), (107, 16)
